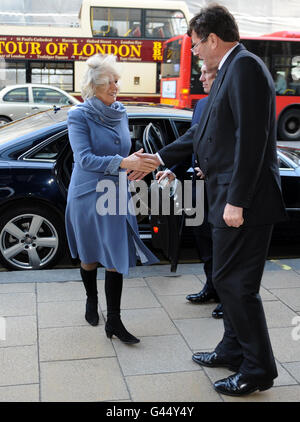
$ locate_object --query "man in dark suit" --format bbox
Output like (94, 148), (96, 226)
(128, 4), (287, 396)
(156, 64), (223, 319)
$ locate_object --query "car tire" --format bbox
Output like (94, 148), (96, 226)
(0, 116), (11, 126)
(0, 205), (67, 271)
(278, 108), (300, 142)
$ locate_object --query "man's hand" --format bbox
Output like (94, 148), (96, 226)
(223, 203), (244, 227)
(156, 169), (176, 184)
(194, 166), (205, 179)
(120, 150), (160, 179)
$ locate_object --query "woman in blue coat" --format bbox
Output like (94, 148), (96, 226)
(66, 54), (158, 344)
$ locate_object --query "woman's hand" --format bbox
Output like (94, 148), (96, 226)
(120, 148), (160, 173)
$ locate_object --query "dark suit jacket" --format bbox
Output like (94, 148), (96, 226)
(159, 44), (287, 228)
(171, 97), (208, 180)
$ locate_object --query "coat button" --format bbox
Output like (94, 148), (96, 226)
(208, 138), (212, 143)
(115, 140), (120, 144)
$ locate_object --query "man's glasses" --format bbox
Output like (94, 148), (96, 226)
(191, 36), (207, 55)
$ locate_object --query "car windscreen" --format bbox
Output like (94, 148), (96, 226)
(0, 106), (70, 146)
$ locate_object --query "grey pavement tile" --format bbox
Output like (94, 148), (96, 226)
(0, 384), (39, 402)
(0, 283), (35, 293)
(264, 301), (298, 328)
(0, 268), (82, 283)
(157, 295), (215, 320)
(262, 270), (300, 289)
(114, 308), (178, 337)
(39, 325), (115, 361)
(0, 316), (37, 348)
(40, 358), (129, 402)
(269, 327), (300, 362)
(275, 361), (300, 386)
(0, 293), (36, 317)
(222, 385), (300, 402)
(37, 281), (84, 302)
(260, 286), (276, 301)
(269, 288), (300, 311)
(38, 300), (104, 328)
(145, 274), (202, 296)
(174, 317), (224, 350)
(126, 371), (222, 402)
(113, 334), (199, 376)
(0, 345), (39, 386)
(98, 286), (161, 311)
(282, 362), (300, 383)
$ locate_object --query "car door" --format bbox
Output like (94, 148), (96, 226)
(1, 87), (31, 120)
(142, 122), (185, 272)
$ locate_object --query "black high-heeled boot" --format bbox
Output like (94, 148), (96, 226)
(80, 266), (99, 326)
(105, 270), (140, 344)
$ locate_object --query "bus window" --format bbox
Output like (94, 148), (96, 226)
(162, 39), (182, 78)
(145, 10), (187, 39)
(31, 62), (74, 92)
(91, 7), (142, 38)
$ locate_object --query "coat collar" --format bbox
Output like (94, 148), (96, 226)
(194, 43), (246, 149)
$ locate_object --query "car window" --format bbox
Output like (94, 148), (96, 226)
(3, 87), (29, 102)
(24, 132), (68, 161)
(32, 87), (71, 105)
(173, 120), (191, 137)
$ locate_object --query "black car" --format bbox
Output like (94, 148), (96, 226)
(0, 105), (299, 271)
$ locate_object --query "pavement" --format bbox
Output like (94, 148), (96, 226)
(0, 259), (300, 403)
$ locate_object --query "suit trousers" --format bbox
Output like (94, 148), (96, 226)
(212, 224), (277, 382)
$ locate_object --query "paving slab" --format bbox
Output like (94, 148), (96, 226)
(40, 357), (129, 402)
(37, 281), (84, 302)
(145, 274), (202, 296)
(282, 362), (300, 383)
(0, 345), (39, 386)
(269, 327), (300, 362)
(115, 308), (178, 337)
(98, 286), (161, 311)
(157, 295), (215, 319)
(174, 317), (224, 350)
(0, 293), (36, 317)
(126, 371), (222, 402)
(113, 334), (199, 376)
(0, 384), (39, 402)
(269, 288), (300, 311)
(264, 300), (298, 328)
(262, 270), (300, 289)
(38, 300), (103, 328)
(39, 325), (115, 361)
(0, 316), (37, 347)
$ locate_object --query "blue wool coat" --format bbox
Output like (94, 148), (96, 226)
(65, 98), (158, 274)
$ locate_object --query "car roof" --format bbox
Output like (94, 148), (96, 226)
(0, 103), (192, 151)
(0, 84), (74, 94)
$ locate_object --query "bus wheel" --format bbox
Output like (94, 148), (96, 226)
(278, 108), (300, 142)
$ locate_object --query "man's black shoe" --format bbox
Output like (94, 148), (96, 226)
(214, 372), (273, 396)
(192, 351), (241, 372)
(186, 284), (219, 303)
(212, 303), (223, 319)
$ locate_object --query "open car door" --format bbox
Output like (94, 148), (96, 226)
(142, 123), (185, 272)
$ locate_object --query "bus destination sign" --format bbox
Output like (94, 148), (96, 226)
(0, 36), (163, 62)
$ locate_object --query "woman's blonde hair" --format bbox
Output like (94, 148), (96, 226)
(81, 54), (121, 100)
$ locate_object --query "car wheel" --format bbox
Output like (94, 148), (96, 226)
(0, 116), (11, 126)
(0, 205), (67, 270)
(278, 108), (300, 142)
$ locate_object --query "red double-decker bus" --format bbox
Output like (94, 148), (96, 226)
(160, 32), (300, 142)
